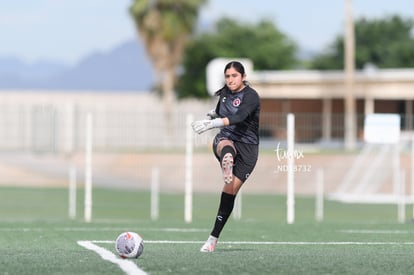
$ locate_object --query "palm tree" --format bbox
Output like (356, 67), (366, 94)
(130, 0), (206, 136)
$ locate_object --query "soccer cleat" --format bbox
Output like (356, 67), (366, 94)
(200, 236), (218, 252)
(221, 152), (233, 184)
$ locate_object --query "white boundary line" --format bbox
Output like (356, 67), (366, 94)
(77, 241), (147, 275)
(339, 229), (414, 234)
(90, 240), (414, 245)
(7, 227), (414, 235)
(0, 227), (208, 232)
(78, 238), (414, 274)
(146, 241), (414, 245)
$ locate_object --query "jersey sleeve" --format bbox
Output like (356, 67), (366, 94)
(227, 90), (260, 125)
(214, 99), (220, 115)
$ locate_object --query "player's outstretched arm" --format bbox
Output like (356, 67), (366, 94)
(191, 118), (227, 134)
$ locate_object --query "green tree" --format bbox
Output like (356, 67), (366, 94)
(176, 18), (298, 98)
(129, 0), (206, 108)
(311, 15), (414, 70)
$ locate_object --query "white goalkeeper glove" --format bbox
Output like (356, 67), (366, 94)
(191, 118), (224, 134)
(206, 109), (219, 119)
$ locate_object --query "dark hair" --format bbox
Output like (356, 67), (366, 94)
(224, 61), (245, 75)
(214, 61), (249, 96)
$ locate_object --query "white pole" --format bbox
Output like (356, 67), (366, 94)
(344, 0), (356, 151)
(287, 113), (295, 224)
(233, 191), (242, 220)
(411, 135), (414, 220)
(64, 102), (74, 155)
(398, 170), (406, 223)
(393, 143), (400, 196)
(411, 134), (414, 198)
(315, 169), (324, 222)
(184, 114), (193, 223)
(84, 112), (93, 223)
(151, 166), (160, 221)
(68, 166), (77, 219)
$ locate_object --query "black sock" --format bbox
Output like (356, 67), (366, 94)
(211, 192), (236, 238)
(220, 146), (236, 166)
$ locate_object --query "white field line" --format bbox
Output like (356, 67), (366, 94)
(58, 227), (207, 232)
(0, 227), (208, 232)
(6, 227), (413, 235)
(339, 229), (414, 234)
(79, 238), (414, 275)
(77, 241), (147, 275)
(91, 240), (414, 245)
(4, 227), (414, 235)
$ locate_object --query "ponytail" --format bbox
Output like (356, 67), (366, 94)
(214, 85), (227, 96)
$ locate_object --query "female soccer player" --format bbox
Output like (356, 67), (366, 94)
(192, 61), (260, 252)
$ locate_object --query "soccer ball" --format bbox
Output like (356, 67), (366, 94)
(115, 231), (144, 259)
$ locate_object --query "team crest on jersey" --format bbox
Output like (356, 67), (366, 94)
(233, 98), (241, 107)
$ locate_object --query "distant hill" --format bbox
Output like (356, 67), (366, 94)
(0, 40), (155, 92)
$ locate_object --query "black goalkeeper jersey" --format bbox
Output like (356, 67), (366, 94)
(214, 85), (260, 145)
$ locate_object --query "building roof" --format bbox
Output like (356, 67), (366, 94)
(249, 68), (414, 99)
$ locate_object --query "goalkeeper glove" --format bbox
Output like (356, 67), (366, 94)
(191, 118), (224, 134)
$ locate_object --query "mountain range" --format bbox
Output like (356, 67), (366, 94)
(0, 40), (155, 92)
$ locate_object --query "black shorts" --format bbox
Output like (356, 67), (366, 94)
(213, 135), (259, 183)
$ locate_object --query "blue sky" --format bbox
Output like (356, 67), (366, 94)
(0, 0), (413, 65)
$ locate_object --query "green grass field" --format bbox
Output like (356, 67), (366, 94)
(2, 186), (414, 274)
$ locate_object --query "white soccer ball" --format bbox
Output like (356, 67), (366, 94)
(115, 231), (144, 259)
